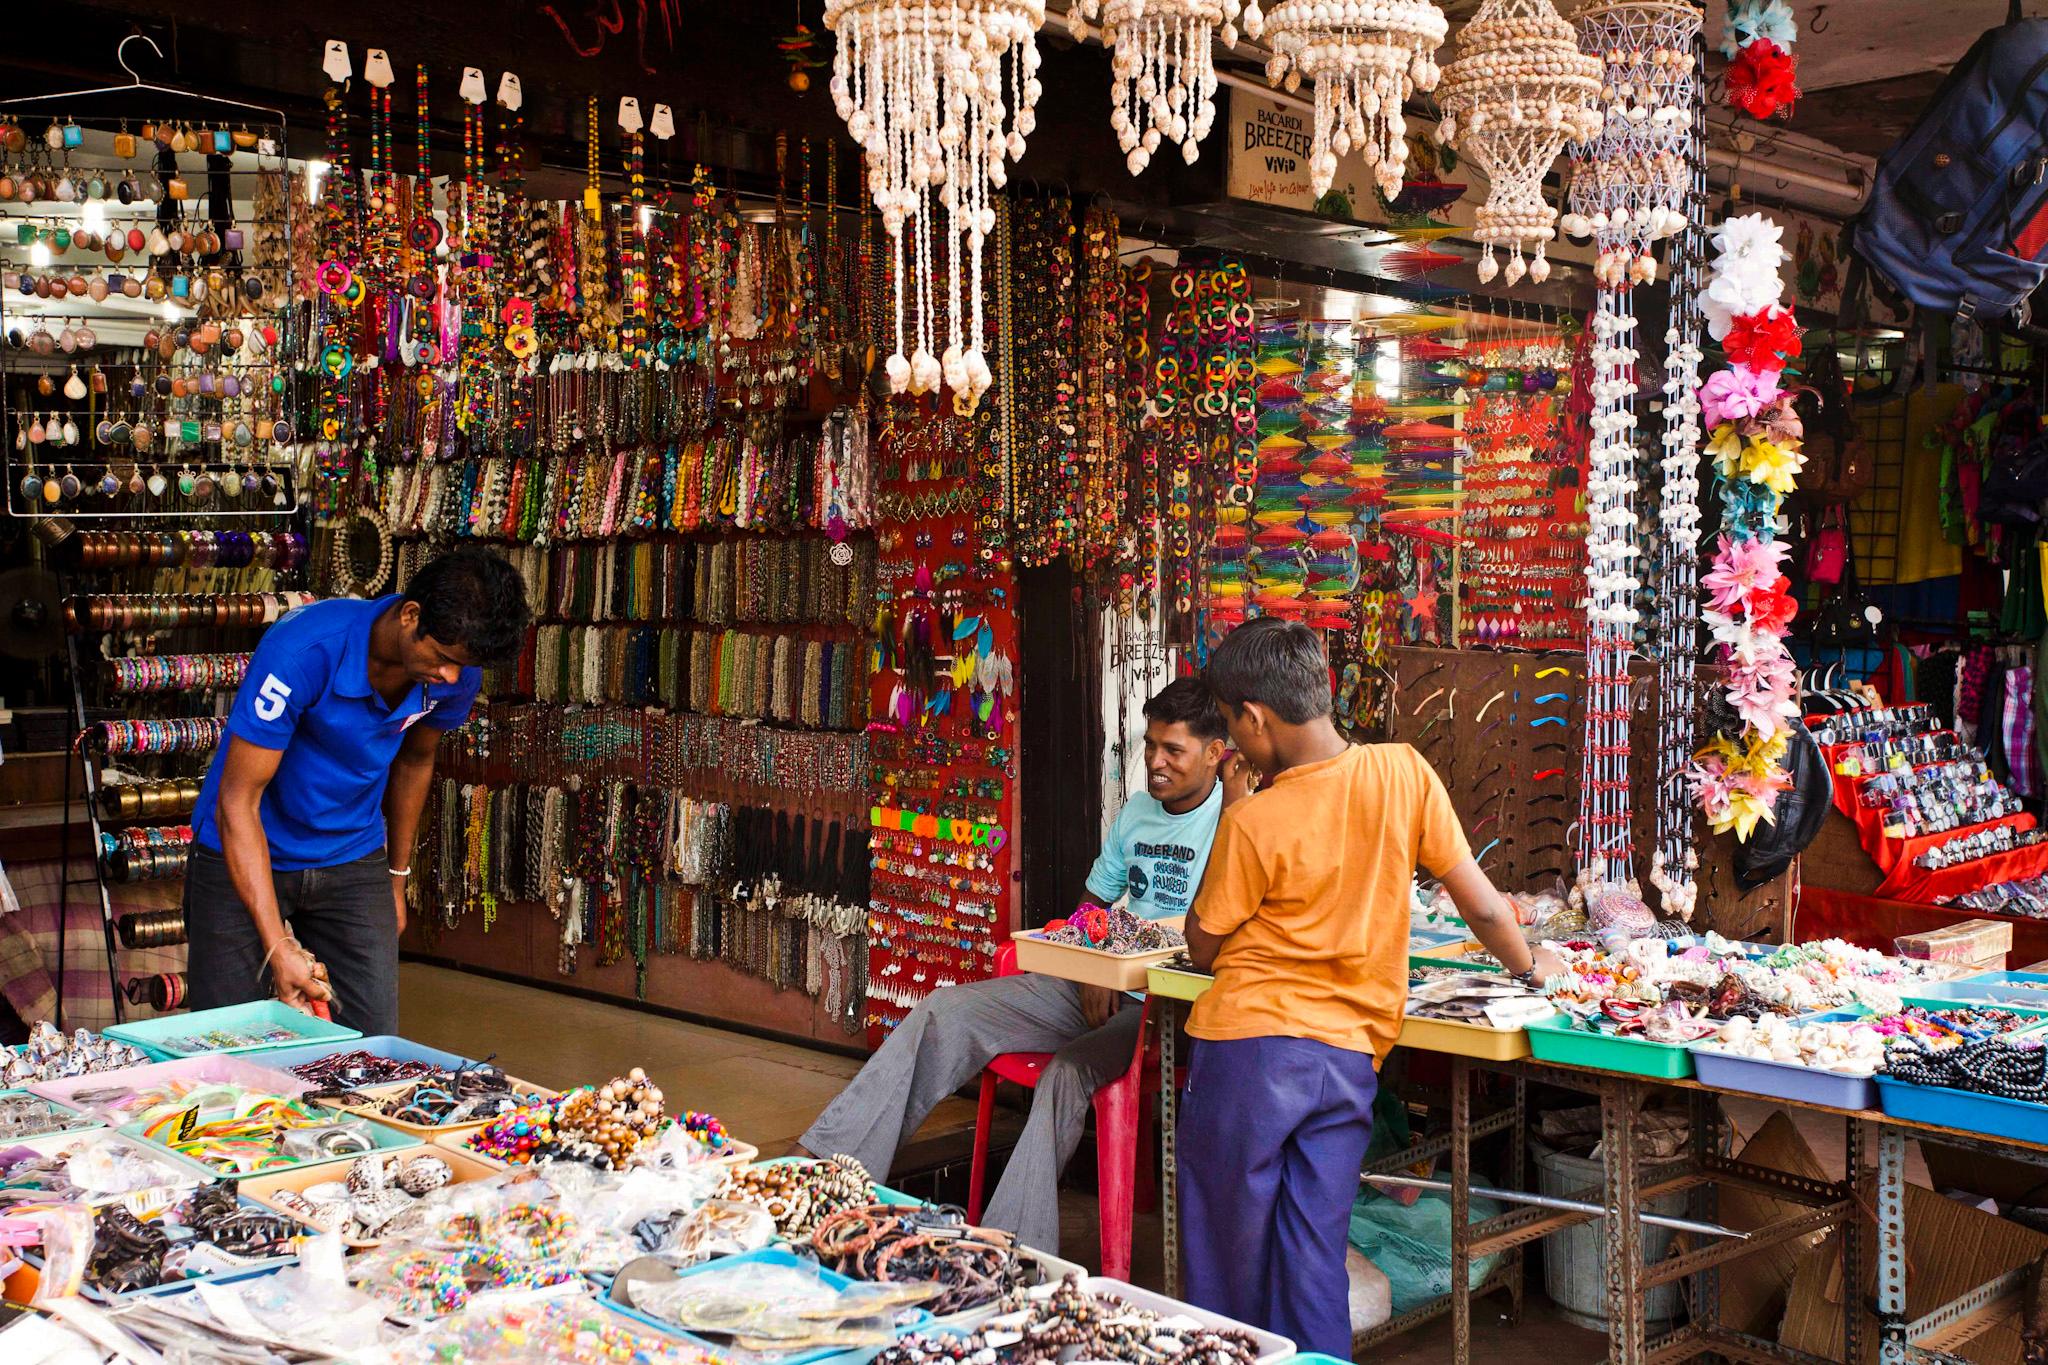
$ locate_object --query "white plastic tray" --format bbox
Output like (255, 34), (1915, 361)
(1080, 1276), (1294, 1365)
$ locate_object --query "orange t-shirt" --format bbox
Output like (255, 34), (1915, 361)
(1186, 743), (1471, 1058)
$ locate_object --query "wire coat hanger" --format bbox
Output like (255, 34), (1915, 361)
(0, 35), (288, 122)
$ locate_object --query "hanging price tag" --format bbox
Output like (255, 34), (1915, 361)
(649, 104), (675, 140)
(497, 72), (524, 111)
(617, 97), (644, 133)
(321, 40), (352, 84)
(363, 49), (395, 88)
(459, 67), (487, 105)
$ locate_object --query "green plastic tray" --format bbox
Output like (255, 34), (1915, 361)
(1524, 1013), (1696, 1079)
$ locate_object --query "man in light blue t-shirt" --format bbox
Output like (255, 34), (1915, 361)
(799, 678), (1249, 1255)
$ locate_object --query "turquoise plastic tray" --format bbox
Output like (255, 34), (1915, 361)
(104, 1001), (360, 1062)
(121, 1103), (419, 1176)
(602, 1247), (930, 1365)
(1524, 1014), (1696, 1079)
(1874, 1075), (2048, 1146)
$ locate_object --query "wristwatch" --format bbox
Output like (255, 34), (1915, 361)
(1510, 966), (1539, 986)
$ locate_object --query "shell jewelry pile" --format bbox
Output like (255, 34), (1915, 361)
(265, 1151), (457, 1241)
(1700, 1015), (1886, 1076)
(0, 1023), (149, 1086)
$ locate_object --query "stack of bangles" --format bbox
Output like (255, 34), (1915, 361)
(810, 1204), (1021, 1314)
(83, 717), (225, 755)
(67, 591), (318, 633)
(100, 824), (194, 882)
(97, 778), (202, 819)
(359, 1068), (546, 1128)
(73, 529), (309, 570)
(106, 652), (251, 694)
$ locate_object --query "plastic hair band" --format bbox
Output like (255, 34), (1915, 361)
(1534, 692), (1569, 706)
(1535, 667), (1572, 679)
(1473, 690), (1507, 724)
(1409, 686), (1446, 716)
(1531, 768), (1565, 781)
(1529, 716), (1566, 729)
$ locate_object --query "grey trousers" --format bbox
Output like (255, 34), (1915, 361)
(800, 972), (1143, 1255)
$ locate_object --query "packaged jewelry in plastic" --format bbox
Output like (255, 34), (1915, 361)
(0, 1021), (149, 1087)
(610, 1255), (922, 1350)
(394, 1294), (728, 1365)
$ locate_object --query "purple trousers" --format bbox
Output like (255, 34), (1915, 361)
(1178, 1035), (1378, 1357)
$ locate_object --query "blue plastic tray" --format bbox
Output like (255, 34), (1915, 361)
(253, 1034), (478, 1079)
(1690, 1018), (1879, 1112)
(104, 1001), (360, 1062)
(1874, 1075), (2048, 1146)
(602, 1247), (930, 1365)
(1909, 971), (2048, 1007)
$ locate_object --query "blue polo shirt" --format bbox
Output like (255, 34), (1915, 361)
(191, 595), (481, 871)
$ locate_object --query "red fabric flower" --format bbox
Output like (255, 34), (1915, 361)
(1723, 307), (1803, 374)
(1745, 577), (1799, 635)
(1726, 39), (1799, 121)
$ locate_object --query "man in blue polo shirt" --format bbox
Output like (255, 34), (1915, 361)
(184, 549), (529, 1034)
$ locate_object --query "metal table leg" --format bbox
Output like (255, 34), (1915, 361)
(1845, 1117), (1869, 1363)
(1161, 997), (1181, 1301)
(1602, 1077), (1648, 1365)
(1688, 1088), (1722, 1336)
(1877, 1126), (1908, 1365)
(1450, 1056), (1472, 1365)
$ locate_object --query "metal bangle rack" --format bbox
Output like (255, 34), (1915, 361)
(0, 37), (308, 1027)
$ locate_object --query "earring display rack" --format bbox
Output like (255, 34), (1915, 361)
(4, 42), (310, 1030)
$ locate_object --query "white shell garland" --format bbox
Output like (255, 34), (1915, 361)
(1078, 0), (1242, 173)
(1560, 0), (1700, 287)
(1245, 0), (1449, 200)
(1433, 0), (1602, 285)
(825, 0), (1048, 403)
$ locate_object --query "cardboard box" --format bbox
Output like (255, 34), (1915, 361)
(1895, 919), (2014, 964)
(1713, 1111), (1832, 1338)
(1780, 1178), (2048, 1362)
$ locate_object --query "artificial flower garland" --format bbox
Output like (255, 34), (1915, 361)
(1691, 212), (1806, 841)
(1720, 0), (1798, 121)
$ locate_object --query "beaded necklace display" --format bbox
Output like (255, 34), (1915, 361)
(1007, 193), (1077, 567)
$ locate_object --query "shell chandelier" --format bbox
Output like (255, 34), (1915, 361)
(1246, 0), (1450, 200)
(825, 0), (1048, 403)
(1077, 0), (1244, 173)
(1434, 0), (1602, 286)
(1560, 0), (1699, 287)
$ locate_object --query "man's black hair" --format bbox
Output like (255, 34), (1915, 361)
(1143, 676), (1228, 743)
(402, 549), (531, 666)
(1202, 617), (1333, 725)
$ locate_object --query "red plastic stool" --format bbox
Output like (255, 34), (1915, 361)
(966, 925), (1158, 1279)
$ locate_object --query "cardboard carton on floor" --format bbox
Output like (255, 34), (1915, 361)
(1780, 1178), (2048, 1362)
(1703, 1111), (1833, 1339)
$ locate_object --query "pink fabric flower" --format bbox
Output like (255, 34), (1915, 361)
(1724, 639), (1799, 738)
(1698, 365), (1781, 429)
(1701, 534), (1790, 614)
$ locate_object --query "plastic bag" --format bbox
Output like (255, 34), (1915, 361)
(1347, 1188), (1504, 1315)
(618, 1258), (932, 1349)
(396, 1292), (724, 1364)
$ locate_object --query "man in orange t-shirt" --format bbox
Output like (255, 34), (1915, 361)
(1179, 619), (1563, 1355)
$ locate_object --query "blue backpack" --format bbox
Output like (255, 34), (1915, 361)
(1850, 3), (2048, 326)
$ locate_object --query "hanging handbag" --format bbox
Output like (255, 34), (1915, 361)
(1809, 530), (1881, 651)
(1805, 508), (1849, 585)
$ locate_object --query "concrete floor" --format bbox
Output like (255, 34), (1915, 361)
(396, 963), (1933, 1363)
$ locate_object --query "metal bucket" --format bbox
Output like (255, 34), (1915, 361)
(1530, 1137), (1689, 1333)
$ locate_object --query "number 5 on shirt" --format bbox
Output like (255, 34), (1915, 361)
(253, 674), (293, 722)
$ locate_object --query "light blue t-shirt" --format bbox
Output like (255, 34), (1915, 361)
(1084, 782), (1224, 920)
(191, 595), (481, 871)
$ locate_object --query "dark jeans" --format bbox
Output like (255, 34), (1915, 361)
(183, 845), (399, 1036)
